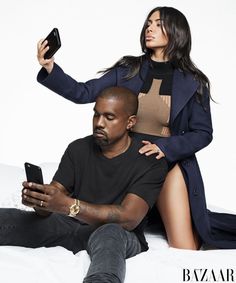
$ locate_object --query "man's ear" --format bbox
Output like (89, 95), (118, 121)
(127, 115), (137, 130)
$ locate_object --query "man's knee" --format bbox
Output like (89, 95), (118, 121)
(88, 223), (125, 243)
(92, 223), (124, 236)
(87, 223), (126, 254)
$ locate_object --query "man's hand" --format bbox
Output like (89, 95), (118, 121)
(37, 39), (54, 74)
(139, 140), (165, 159)
(22, 181), (71, 215)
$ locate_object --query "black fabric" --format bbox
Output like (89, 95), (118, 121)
(129, 132), (176, 229)
(84, 223), (141, 283)
(141, 60), (174, 95)
(129, 132), (176, 171)
(53, 135), (168, 251)
(0, 208), (97, 253)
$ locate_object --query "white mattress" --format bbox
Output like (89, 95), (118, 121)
(0, 163), (236, 283)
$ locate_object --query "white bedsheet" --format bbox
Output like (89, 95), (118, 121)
(1, 163), (236, 283)
(1, 235), (236, 283)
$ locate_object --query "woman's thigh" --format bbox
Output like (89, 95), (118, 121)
(156, 164), (199, 250)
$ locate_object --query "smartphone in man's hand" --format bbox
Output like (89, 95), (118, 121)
(24, 162), (44, 192)
(42, 28), (61, 59)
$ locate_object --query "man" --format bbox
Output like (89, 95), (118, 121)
(0, 86), (167, 283)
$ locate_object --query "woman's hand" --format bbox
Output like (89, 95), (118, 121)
(37, 39), (54, 74)
(139, 140), (165, 159)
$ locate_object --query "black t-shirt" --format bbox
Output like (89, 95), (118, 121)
(53, 135), (168, 251)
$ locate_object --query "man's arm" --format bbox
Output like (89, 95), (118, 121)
(22, 181), (149, 231)
(75, 193), (149, 231)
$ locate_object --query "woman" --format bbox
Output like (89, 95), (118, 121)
(37, 6), (236, 250)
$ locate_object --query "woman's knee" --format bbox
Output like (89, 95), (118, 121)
(169, 238), (199, 250)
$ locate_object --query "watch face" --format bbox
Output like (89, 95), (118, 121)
(69, 199), (80, 217)
(70, 203), (80, 216)
(73, 205), (80, 214)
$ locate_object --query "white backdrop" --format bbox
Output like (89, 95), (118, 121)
(0, 0), (235, 211)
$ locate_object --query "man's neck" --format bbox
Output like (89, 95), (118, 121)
(101, 136), (132, 159)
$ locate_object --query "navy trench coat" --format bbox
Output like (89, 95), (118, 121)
(37, 60), (236, 248)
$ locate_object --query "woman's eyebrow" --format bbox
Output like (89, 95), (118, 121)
(147, 18), (161, 23)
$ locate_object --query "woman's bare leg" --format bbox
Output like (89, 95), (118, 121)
(156, 164), (200, 250)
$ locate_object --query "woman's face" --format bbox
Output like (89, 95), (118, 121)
(145, 11), (168, 56)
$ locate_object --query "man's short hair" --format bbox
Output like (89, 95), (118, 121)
(97, 87), (138, 116)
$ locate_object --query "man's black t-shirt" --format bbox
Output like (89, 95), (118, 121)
(53, 135), (168, 251)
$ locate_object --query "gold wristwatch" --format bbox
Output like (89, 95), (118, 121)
(68, 199), (80, 217)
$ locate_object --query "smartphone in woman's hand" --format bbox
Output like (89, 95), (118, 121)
(43, 28), (61, 59)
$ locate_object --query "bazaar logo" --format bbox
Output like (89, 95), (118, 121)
(183, 269), (235, 282)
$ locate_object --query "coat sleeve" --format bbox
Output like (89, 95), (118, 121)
(155, 88), (213, 162)
(37, 63), (119, 103)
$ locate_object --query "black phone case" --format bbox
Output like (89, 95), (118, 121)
(43, 28), (61, 59)
(24, 162), (44, 184)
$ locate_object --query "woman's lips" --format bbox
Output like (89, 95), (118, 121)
(145, 36), (155, 41)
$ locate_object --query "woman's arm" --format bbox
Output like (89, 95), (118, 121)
(36, 39), (119, 103)
(156, 89), (213, 162)
(37, 63), (119, 104)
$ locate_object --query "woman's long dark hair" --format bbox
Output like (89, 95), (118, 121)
(101, 6), (211, 99)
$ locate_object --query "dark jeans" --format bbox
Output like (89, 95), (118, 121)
(0, 208), (141, 283)
(84, 223), (141, 283)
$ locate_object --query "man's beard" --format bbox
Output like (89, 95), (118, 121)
(93, 128), (109, 146)
(94, 136), (109, 146)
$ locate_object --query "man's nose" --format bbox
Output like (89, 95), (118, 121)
(96, 116), (105, 128)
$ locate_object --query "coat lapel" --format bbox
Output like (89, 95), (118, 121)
(170, 70), (199, 125)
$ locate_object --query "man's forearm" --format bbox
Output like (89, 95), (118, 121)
(22, 181), (148, 231)
(67, 195), (148, 231)
(74, 201), (134, 230)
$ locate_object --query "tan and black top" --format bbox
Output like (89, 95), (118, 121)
(132, 60), (174, 137)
